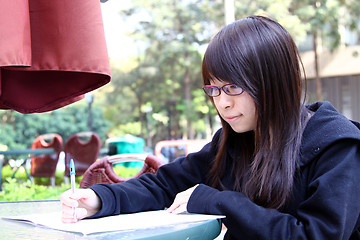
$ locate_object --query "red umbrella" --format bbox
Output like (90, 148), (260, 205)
(0, 0), (111, 113)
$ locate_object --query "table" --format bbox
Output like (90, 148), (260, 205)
(0, 148), (55, 156)
(0, 148), (55, 191)
(0, 200), (222, 240)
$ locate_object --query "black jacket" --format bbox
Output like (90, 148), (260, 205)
(91, 102), (360, 239)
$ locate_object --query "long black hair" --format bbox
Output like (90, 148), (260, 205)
(203, 16), (308, 209)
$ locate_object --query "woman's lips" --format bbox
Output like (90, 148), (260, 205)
(224, 115), (241, 122)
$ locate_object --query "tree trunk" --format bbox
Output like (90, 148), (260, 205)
(313, 32), (323, 101)
(184, 53), (194, 139)
(137, 94), (145, 140)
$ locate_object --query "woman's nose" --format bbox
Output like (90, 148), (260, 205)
(215, 93), (233, 109)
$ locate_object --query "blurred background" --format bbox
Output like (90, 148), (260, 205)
(1, 0), (359, 199)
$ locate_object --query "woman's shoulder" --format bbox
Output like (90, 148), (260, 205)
(300, 101), (360, 165)
(305, 101), (360, 140)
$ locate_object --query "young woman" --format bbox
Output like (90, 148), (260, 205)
(60, 16), (360, 239)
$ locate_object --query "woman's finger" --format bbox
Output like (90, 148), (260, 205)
(167, 185), (199, 213)
(170, 203), (187, 214)
(167, 194), (185, 212)
(61, 206), (88, 223)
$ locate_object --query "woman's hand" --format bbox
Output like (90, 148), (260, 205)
(167, 185), (198, 214)
(60, 188), (101, 223)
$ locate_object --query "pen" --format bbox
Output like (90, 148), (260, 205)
(70, 158), (76, 219)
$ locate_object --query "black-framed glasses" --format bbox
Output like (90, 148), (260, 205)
(202, 84), (244, 97)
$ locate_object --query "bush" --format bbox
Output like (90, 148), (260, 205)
(113, 164), (142, 178)
(0, 163), (142, 201)
(0, 178), (71, 201)
(1, 164), (69, 186)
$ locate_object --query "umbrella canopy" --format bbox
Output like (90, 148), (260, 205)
(0, 0), (111, 113)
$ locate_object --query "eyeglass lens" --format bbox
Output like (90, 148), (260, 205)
(203, 84), (243, 96)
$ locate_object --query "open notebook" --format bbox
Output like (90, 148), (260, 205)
(1, 210), (224, 235)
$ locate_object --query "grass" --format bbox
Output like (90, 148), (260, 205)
(0, 164), (142, 201)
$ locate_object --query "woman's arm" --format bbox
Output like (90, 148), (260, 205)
(88, 137), (218, 218)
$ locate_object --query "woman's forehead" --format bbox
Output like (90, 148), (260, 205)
(209, 78), (231, 86)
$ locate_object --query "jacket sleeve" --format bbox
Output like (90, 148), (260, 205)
(88, 137), (217, 218)
(187, 139), (360, 239)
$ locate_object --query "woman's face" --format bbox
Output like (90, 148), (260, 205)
(211, 79), (257, 133)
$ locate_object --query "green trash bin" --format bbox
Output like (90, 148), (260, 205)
(107, 135), (145, 168)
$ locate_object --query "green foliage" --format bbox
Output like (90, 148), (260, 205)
(103, 0), (218, 143)
(235, 0), (309, 44)
(0, 101), (111, 150)
(293, 0), (360, 50)
(111, 122), (142, 137)
(1, 164), (29, 182)
(0, 178), (71, 201)
(0, 124), (25, 150)
(113, 165), (143, 178)
(0, 163), (143, 201)
(1, 164), (79, 186)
